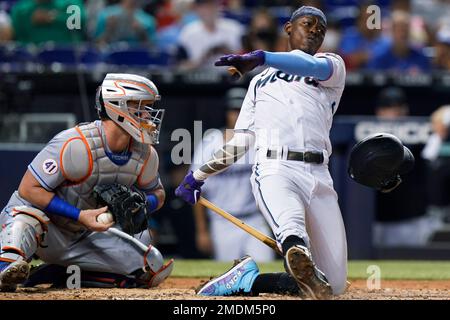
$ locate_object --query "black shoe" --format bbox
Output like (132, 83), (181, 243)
(284, 245), (332, 300)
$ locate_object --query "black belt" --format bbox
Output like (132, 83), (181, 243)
(266, 149), (324, 164)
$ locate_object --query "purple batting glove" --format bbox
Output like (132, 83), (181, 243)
(215, 50), (265, 80)
(175, 171), (204, 205)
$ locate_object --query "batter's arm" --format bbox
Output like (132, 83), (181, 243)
(216, 50), (332, 80)
(192, 131), (254, 181)
(263, 50), (332, 80)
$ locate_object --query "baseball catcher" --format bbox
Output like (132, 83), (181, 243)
(348, 133), (415, 192)
(0, 73), (173, 290)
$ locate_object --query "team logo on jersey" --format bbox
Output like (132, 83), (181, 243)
(255, 70), (319, 89)
(42, 159), (58, 175)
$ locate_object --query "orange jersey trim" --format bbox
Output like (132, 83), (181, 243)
(69, 126), (94, 184)
(59, 137), (83, 182)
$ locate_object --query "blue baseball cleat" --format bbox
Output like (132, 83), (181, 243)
(196, 256), (260, 296)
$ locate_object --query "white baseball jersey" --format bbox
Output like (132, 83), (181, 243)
(235, 51), (348, 294)
(235, 50), (346, 159)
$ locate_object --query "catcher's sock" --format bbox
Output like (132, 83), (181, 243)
(282, 235), (306, 255)
(251, 272), (300, 295)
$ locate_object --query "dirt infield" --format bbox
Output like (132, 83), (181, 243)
(0, 278), (448, 300)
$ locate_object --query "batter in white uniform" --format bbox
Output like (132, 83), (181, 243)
(191, 88), (273, 262)
(176, 6), (347, 299)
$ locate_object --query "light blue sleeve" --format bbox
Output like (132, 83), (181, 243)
(264, 50), (333, 81)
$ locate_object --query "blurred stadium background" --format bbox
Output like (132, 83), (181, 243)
(0, 0), (450, 262)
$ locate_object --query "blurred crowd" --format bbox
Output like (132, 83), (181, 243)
(0, 0), (449, 72)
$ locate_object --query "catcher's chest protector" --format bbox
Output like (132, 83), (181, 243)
(54, 122), (151, 232)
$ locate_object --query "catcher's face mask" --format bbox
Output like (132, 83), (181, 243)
(127, 99), (165, 145)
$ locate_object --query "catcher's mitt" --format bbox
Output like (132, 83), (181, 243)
(93, 183), (148, 235)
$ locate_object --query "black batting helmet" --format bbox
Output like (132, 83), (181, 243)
(348, 133), (415, 193)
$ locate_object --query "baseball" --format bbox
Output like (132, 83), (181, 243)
(97, 212), (114, 224)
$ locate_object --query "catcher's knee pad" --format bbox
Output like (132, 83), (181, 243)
(138, 245), (174, 288)
(0, 206), (50, 262)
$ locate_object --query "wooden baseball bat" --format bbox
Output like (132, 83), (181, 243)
(198, 196), (283, 256)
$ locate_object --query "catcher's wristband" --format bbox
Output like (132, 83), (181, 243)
(147, 194), (159, 212)
(45, 195), (81, 221)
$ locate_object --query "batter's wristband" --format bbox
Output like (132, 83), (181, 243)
(147, 194), (159, 212)
(45, 195), (81, 221)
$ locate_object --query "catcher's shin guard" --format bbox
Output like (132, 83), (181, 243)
(0, 206), (50, 262)
(136, 245), (174, 288)
(0, 206), (49, 292)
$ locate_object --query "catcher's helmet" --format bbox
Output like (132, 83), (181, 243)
(95, 73), (164, 145)
(348, 133), (415, 193)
